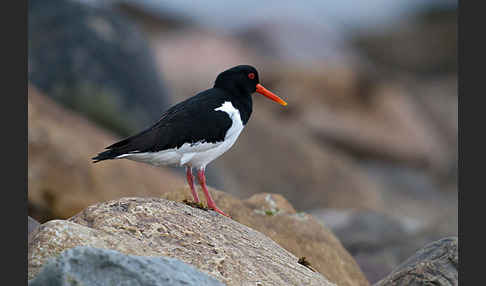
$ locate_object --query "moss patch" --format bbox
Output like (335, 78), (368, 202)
(182, 199), (208, 211)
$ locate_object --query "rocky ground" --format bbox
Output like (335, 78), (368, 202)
(28, 195), (457, 286)
(29, 196), (340, 286)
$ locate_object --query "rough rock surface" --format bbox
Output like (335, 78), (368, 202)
(28, 197), (335, 286)
(28, 86), (183, 222)
(29, 246), (225, 286)
(161, 189), (370, 286)
(374, 237), (458, 286)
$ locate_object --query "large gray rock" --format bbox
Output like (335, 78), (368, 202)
(28, 197), (335, 286)
(374, 237), (458, 286)
(29, 246), (225, 286)
(28, 0), (170, 136)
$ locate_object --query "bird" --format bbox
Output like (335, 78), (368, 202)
(92, 65), (287, 217)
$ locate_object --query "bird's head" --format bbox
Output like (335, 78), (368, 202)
(214, 65), (287, 106)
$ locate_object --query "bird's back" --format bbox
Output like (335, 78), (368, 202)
(92, 88), (237, 163)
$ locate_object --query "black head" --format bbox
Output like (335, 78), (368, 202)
(214, 65), (287, 106)
(214, 65), (260, 95)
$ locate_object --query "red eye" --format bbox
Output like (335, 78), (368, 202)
(248, 73), (255, 79)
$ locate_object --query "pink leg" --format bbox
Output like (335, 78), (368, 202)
(185, 166), (200, 203)
(197, 169), (230, 217)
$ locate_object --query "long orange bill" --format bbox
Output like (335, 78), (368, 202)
(255, 84), (287, 106)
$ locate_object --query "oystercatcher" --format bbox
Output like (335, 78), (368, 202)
(92, 65), (287, 217)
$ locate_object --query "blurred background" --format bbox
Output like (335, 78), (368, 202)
(28, 0), (457, 283)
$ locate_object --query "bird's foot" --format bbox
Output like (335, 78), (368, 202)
(209, 206), (231, 218)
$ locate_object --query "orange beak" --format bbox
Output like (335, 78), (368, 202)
(255, 84), (287, 106)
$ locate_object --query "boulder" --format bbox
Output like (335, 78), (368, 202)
(28, 197), (336, 286)
(374, 237), (458, 286)
(29, 246), (225, 286)
(161, 189), (370, 286)
(28, 0), (170, 136)
(28, 216), (41, 244)
(28, 86), (183, 222)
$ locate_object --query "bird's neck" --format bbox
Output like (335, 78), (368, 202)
(215, 81), (252, 96)
(231, 95), (252, 125)
(215, 85), (253, 125)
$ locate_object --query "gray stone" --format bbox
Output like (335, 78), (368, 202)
(28, 0), (170, 136)
(28, 216), (40, 237)
(374, 237), (458, 286)
(29, 246), (225, 286)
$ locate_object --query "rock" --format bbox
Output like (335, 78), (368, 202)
(112, 1), (193, 36)
(311, 209), (420, 283)
(355, 160), (458, 216)
(374, 237), (458, 286)
(351, 5), (457, 75)
(29, 246), (225, 286)
(234, 19), (358, 64)
(161, 189), (370, 286)
(28, 0), (170, 136)
(28, 216), (41, 243)
(28, 86), (183, 222)
(412, 78), (457, 147)
(28, 197), (335, 286)
(311, 209), (457, 284)
(409, 78), (458, 183)
(302, 84), (452, 173)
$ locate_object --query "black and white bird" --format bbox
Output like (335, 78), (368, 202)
(92, 65), (287, 217)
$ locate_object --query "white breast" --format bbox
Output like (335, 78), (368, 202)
(119, 101), (244, 170)
(188, 101), (244, 169)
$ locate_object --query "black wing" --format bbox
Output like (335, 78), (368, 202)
(92, 89), (232, 162)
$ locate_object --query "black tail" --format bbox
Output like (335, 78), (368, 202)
(92, 149), (120, 163)
(92, 127), (152, 163)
